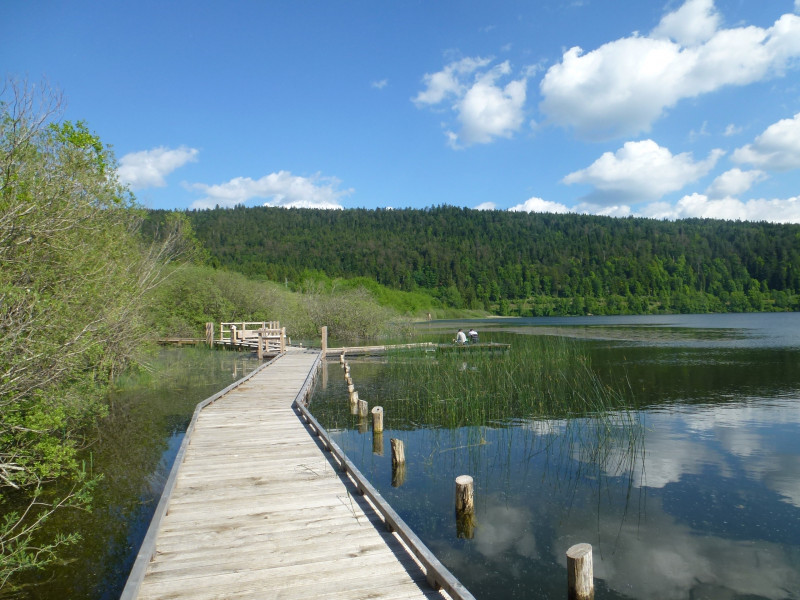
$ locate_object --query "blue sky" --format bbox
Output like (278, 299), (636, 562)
(3, 0), (800, 222)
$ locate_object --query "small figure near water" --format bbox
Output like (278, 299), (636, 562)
(468, 328), (478, 344)
(455, 329), (467, 344)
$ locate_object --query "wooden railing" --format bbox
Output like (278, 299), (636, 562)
(216, 321), (286, 356)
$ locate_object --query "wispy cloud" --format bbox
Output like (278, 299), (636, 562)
(117, 146), (198, 189)
(189, 171), (352, 210)
(371, 79), (388, 89)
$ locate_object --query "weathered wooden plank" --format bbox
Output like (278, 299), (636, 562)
(132, 347), (451, 600)
(138, 561), (433, 600)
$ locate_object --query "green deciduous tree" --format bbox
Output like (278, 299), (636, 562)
(0, 79), (192, 586)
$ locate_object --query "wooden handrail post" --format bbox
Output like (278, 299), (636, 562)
(321, 326), (328, 356)
(281, 327), (286, 353)
(205, 322), (214, 347)
(257, 332), (264, 360)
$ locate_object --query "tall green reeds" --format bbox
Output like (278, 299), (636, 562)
(374, 334), (635, 429)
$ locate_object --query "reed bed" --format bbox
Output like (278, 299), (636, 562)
(312, 332), (646, 522)
(370, 333), (635, 429)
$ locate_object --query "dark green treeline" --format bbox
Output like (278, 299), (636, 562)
(147, 205), (800, 315)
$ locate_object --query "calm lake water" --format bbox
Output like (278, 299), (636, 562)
(310, 313), (800, 600)
(5, 347), (260, 600)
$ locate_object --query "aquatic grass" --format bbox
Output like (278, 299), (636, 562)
(311, 332), (645, 497)
(372, 333), (635, 429)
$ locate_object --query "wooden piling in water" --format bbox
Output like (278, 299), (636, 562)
(567, 543), (594, 600)
(455, 475), (475, 538)
(373, 432), (384, 455)
(358, 399), (369, 418)
(455, 475), (474, 514)
(372, 406), (384, 433)
(391, 438), (405, 467)
(391, 438), (406, 487)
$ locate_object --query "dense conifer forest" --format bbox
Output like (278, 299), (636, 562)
(147, 205), (800, 316)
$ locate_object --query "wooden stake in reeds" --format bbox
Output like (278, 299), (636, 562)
(567, 543), (594, 600)
(340, 353), (345, 364)
(371, 406), (383, 433)
(455, 475), (475, 539)
(347, 382), (354, 393)
(358, 399), (368, 418)
(349, 390), (359, 404)
(390, 439), (406, 487)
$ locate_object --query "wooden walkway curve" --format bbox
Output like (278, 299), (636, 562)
(123, 347), (454, 600)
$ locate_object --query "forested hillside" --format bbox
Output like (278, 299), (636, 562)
(148, 205), (800, 315)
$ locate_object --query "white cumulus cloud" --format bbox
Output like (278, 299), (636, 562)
(189, 171), (352, 209)
(413, 56), (491, 106)
(508, 197), (571, 213)
(732, 112), (800, 171)
(705, 168), (766, 198)
(539, 0), (800, 140)
(117, 146), (198, 189)
(651, 0), (719, 46)
(639, 193), (800, 223)
(413, 57), (528, 148)
(562, 139), (724, 203)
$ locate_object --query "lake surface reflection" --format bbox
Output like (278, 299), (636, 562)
(310, 313), (800, 600)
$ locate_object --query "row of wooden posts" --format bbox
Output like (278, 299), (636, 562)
(337, 351), (596, 600)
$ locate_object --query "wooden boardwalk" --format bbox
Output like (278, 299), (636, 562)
(125, 347), (453, 600)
